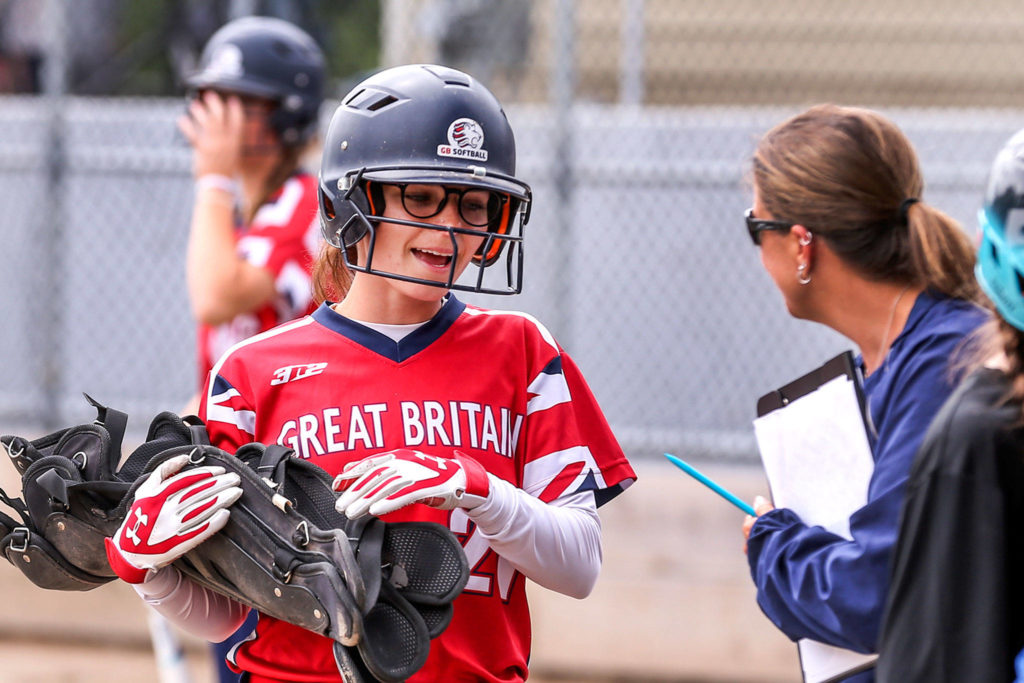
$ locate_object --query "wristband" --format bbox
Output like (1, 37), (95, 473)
(195, 174), (238, 197)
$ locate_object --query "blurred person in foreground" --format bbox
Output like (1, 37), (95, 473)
(876, 128), (1024, 681)
(739, 104), (988, 682)
(177, 15), (326, 682)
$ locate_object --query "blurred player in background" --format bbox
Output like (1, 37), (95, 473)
(876, 128), (1024, 681)
(739, 104), (987, 682)
(108, 63), (635, 682)
(176, 15), (326, 683)
(180, 15), (325, 414)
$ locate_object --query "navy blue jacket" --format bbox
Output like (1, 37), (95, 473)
(747, 291), (986, 681)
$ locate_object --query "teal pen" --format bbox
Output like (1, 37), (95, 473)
(664, 453), (757, 516)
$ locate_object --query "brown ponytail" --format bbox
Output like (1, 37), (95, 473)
(312, 240), (354, 304)
(753, 104), (982, 304)
(904, 203), (980, 302)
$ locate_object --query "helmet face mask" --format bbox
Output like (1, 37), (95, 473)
(186, 17), (325, 147)
(324, 177), (527, 294)
(318, 65), (532, 296)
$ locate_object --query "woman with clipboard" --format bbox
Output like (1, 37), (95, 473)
(739, 104), (987, 682)
(877, 129), (1024, 681)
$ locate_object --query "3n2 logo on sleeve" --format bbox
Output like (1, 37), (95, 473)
(270, 362), (328, 386)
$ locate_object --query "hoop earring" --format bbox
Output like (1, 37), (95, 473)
(799, 232), (813, 246)
(797, 263), (812, 285)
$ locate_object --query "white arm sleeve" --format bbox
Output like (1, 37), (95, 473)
(465, 476), (602, 599)
(134, 566), (252, 643)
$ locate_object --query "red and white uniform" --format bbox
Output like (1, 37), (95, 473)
(196, 172), (321, 386)
(199, 296), (636, 682)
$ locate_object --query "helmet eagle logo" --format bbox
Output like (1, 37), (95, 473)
(451, 120), (483, 149)
(206, 44), (245, 79)
(438, 118), (488, 161)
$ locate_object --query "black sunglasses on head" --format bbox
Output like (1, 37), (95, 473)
(745, 208), (794, 245)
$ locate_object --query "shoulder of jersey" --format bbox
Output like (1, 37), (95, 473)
(215, 315), (319, 368)
(249, 173), (319, 229)
(461, 304), (559, 351)
(294, 171), (318, 195)
(283, 172), (319, 209)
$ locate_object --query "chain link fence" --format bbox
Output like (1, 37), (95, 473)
(2, 0), (1022, 461)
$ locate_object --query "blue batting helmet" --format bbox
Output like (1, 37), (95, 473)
(317, 64), (532, 296)
(186, 16), (325, 147)
(977, 128), (1024, 330)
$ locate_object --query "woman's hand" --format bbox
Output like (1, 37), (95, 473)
(177, 91), (245, 179)
(742, 495), (775, 553)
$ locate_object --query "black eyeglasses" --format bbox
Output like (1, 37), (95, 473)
(745, 208), (794, 245)
(390, 183), (508, 227)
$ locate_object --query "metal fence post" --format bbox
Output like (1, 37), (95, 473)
(620, 0), (645, 105)
(38, 0), (69, 427)
(550, 0), (576, 342)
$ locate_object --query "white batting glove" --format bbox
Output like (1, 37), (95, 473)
(333, 449), (491, 519)
(105, 454), (243, 584)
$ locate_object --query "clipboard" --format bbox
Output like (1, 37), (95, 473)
(753, 351), (878, 683)
(757, 351), (871, 433)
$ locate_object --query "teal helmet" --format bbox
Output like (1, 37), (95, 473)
(977, 128), (1024, 330)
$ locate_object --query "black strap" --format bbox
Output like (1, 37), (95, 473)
(257, 445), (294, 487)
(7, 526), (30, 553)
(271, 548), (301, 583)
(182, 415), (211, 446)
(37, 469), (70, 510)
(83, 393), (128, 456)
(0, 487), (31, 527)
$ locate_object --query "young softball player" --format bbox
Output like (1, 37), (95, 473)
(108, 63), (636, 682)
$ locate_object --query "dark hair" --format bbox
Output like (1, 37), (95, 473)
(995, 318), (1024, 420)
(959, 313), (1024, 421)
(753, 104), (981, 303)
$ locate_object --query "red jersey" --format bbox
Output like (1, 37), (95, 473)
(196, 172), (321, 386)
(199, 296), (636, 682)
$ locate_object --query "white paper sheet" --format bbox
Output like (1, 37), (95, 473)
(753, 374), (878, 683)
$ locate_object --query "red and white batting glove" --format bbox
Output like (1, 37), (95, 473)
(105, 454), (243, 584)
(333, 449), (491, 519)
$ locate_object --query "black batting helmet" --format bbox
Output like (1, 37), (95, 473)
(186, 16), (325, 147)
(317, 64), (532, 295)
